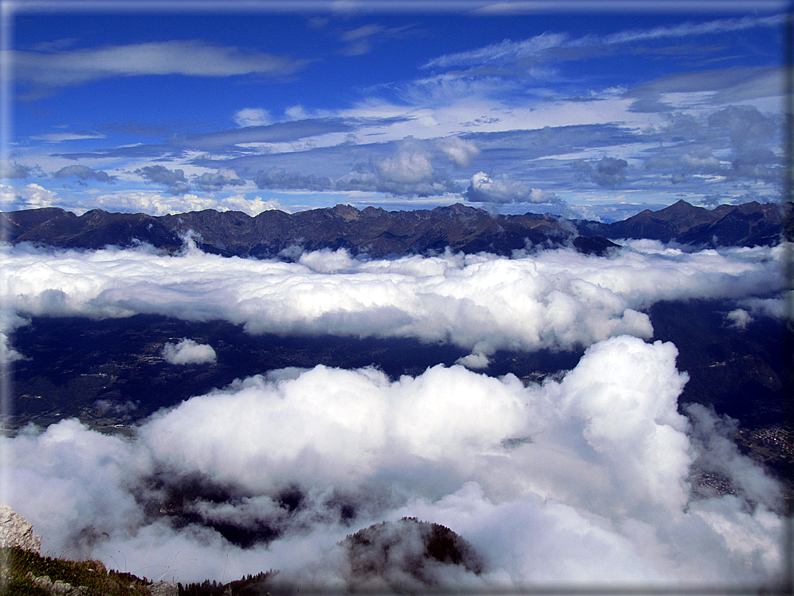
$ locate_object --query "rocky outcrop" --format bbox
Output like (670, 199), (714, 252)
(148, 581), (178, 595)
(0, 503), (41, 554)
(27, 572), (89, 595)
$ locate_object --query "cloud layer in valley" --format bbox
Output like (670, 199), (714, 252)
(1, 241), (783, 363)
(1, 235), (785, 588)
(3, 336), (782, 587)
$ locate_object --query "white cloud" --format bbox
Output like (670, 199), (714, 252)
(0, 242), (782, 358)
(87, 190), (283, 217)
(218, 194), (284, 216)
(91, 191), (217, 215)
(375, 149), (435, 185)
(603, 14), (783, 45)
(0, 310), (28, 362)
(1, 184), (61, 211)
(421, 15), (783, 72)
(334, 140), (461, 197)
(161, 338), (217, 365)
(30, 131), (105, 143)
(12, 40), (307, 88)
(739, 292), (791, 320)
(421, 31), (570, 71)
(4, 336), (782, 587)
(455, 352), (490, 369)
(726, 308), (753, 329)
(436, 137), (479, 167)
(465, 172), (559, 204)
(234, 108), (272, 128)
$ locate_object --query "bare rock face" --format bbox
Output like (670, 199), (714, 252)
(149, 581), (178, 596)
(0, 504), (42, 554)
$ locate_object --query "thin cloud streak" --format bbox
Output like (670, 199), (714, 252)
(421, 13), (784, 70)
(10, 40), (309, 89)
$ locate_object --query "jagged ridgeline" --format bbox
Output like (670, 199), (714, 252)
(1, 199), (782, 259)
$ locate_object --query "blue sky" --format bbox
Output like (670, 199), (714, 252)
(1, 0), (788, 220)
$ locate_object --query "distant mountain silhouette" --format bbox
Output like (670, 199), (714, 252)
(576, 199), (782, 247)
(2, 200), (782, 258)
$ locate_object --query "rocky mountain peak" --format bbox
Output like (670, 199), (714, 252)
(330, 203), (361, 221)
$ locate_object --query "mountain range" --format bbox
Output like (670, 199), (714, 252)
(2, 199), (783, 258)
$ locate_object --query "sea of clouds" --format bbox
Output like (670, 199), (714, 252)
(0, 239), (784, 363)
(0, 239), (787, 589)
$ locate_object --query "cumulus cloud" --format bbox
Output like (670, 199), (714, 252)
(53, 165), (115, 183)
(737, 292), (791, 321)
(90, 190), (281, 217)
(640, 105), (781, 187)
(255, 167), (333, 192)
(161, 338), (217, 365)
(217, 195), (284, 216)
(375, 149), (434, 185)
(255, 141), (461, 198)
(573, 157), (628, 188)
(686, 403), (781, 509)
(3, 336), (782, 587)
(0, 310), (29, 362)
(725, 308), (753, 329)
(339, 142), (461, 198)
(234, 108), (272, 128)
(708, 105), (781, 183)
(436, 137), (479, 168)
(91, 191), (214, 215)
(137, 165), (247, 195)
(137, 165), (190, 195)
(455, 352), (490, 369)
(1, 183), (60, 210)
(464, 172), (559, 204)
(192, 170), (246, 192)
(0, 161), (33, 179)
(0, 241), (783, 360)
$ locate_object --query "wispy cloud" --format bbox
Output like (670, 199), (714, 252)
(11, 40), (309, 90)
(30, 131), (105, 143)
(421, 14), (783, 71)
(337, 22), (421, 56)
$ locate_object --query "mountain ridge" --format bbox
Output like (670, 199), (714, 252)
(2, 200), (782, 259)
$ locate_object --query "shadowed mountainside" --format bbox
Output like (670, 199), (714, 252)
(2, 203), (571, 258)
(2, 200), (782, 259)
(576, 199), (782, 246)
